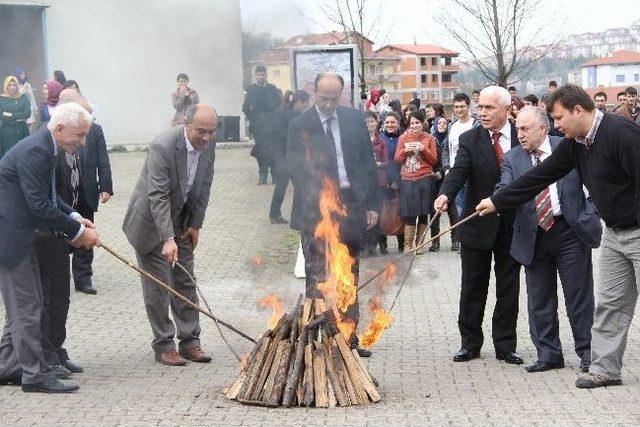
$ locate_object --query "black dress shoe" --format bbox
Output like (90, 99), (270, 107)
(0, 375), (22, 386)
(269, 216), (288, 225)
(525, 360), (564, 372)
(75, 283), (97, 295)
(22, 378), (79, 394)
(453, 348), (480, 362)
(50, 364), (72, 380)
(496, 351), (524, 365)
(356, 347), (372, 358)
(60, 357), (84, 374)
(580, 359), (591, 373)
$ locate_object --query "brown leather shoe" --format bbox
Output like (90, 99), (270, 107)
(155, 350), (188, 366)
(179, 346), (211, 363)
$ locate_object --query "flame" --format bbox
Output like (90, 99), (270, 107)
(258, 294), (283, 329)
(251, 256), (262, 266)
(382, 262), (396, 283)
(314, 178), (358, 340)
(358, 302), (394, 349)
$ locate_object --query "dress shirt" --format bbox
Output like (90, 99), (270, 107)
(184, 129), (201, 197)
(51, 134), (84, 242)
(315, 105), (350, 189)
(576, 109), (603, 147)
(530, 137), (561, 216)
(489, 120), (513, 154)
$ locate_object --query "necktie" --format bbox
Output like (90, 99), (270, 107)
(66, 152), (80, 208)
(533, 150), (554, 231)
(491, 131), (503, 167)
(323, 117), (339, 181)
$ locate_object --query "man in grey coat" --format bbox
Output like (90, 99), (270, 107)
(495, 107), (602, 373)
(122, 104), (217, 366)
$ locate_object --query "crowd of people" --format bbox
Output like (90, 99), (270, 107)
(2, 60), (640, 396)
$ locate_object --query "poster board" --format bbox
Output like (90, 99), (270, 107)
(290, 44), (358, 107)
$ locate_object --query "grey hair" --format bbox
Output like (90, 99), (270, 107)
(47, 102), (93, 130)
(520, 106), (549, 131)
(480, 86), (511, 106)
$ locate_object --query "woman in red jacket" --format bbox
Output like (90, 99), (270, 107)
(394, 111), (438, 253)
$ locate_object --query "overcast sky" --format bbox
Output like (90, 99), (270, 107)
(240, 0), (640, 50)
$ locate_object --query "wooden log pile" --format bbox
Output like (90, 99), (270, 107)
(224, 295), (381, 408)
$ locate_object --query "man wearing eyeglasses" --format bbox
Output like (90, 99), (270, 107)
(122, 104), (217, 366)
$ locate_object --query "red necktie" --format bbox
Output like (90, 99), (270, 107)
(533, 150), (554, 231)
(491, 132), (503, 167)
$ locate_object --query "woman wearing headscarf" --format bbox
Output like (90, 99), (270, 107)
(13, 66), (38, 133)
(428, 116), (449, 251)
(39, 80), (63, 125)
(0, 76), (31, 158)
(365, 88), (379, 111)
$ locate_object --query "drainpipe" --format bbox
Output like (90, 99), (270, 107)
(41, 7), (49, 78)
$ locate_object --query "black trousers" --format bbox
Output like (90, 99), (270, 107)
(525, 217), (594, 364)
(459, 222), (521, 354)
(72, 201), (94, 288)
(34, 235), (71, 365)
(269, 153), (289, 218)
(253, 133), (273, 180)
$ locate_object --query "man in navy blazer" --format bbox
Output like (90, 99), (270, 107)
(496, 107), (602, 373)
(0, 102), (99, 393)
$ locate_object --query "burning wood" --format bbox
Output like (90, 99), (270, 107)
(225, 296), (381, 407)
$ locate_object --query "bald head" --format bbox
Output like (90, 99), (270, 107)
(185, 103), (218, 150)
(58, 88), (92, 114)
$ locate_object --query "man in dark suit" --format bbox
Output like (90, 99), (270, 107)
(0, 102), (99, 393)
(496, 106), (602, 373)
(242, 65), (281, 185)
(434, 86), (523, 364)
(122, 104), (217, 366)
(72, 110), (113, 295)
(287, 73), (380, 357)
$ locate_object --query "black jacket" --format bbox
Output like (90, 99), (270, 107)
(76, 123), (113, 212)
(439, 122), (519, 250)
(287, 105), (380, 234)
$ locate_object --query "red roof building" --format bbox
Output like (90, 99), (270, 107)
(581, 50), (640, 88)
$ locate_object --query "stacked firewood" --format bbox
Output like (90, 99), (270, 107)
(224, 295), (381, 407)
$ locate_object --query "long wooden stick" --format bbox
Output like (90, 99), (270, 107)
(98, 243), (257, 344)
(357, 211), (480, 292)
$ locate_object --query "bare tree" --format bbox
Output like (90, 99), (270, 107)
(436, 0), (566, 87)
(318, 0), (396, 98)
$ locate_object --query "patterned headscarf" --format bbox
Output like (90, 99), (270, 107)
(2, 76), (20, 99)
(45, 80), (63, 106)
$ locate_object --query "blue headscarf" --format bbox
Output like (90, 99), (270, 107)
(13, 66), (26, 85)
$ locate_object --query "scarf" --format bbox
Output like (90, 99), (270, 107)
(2, 76), (20, 99)
(45, 80), (63, 106)
(432, 116), (448, 145)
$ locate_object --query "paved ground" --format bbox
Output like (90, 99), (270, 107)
(2, 147), (640, 426)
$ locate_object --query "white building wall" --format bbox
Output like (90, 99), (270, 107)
(45, 0), (243, 144)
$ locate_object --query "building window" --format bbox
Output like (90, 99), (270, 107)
(375, 63), (384, 75)
(431, 74), (438, 83)
(635, 74), (639, 82)
(616, 74), (625, 83)
(444, 57), (452, 66)
(420, 57), (426, 66)
(421, 74), (427, 83)
(442, 73), (452, 83)
(431, 57), (438, 66)
(369, 64), (375, 74)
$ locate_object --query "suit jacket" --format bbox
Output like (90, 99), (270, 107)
(76, 123), (113, 212)
(122, 126), (216, 255)
(0, 127), (80, 268)
(287, 105), (380, 235)
(439, 121), (519, 250)
(496, 137), (602, 266)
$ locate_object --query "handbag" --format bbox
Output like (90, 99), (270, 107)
(379, 190), (404, 235)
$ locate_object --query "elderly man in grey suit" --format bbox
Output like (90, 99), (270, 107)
(496, 107), (602, 373)
(122, 104), (217, 366)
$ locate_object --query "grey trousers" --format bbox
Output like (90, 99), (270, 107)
(590, 226), (640, 380)
(135, 237), (201, 354)
(0, 252), (52, 385)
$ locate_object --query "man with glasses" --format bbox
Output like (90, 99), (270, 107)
(287, 72), (380, 357)
(122, 104), (217, 366)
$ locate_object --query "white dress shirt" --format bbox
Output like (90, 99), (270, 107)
(184, 129), (201, 197)
(530, 136), (562, 216)
(489, 120), (514, 154)
(315, 105), (350, 189)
